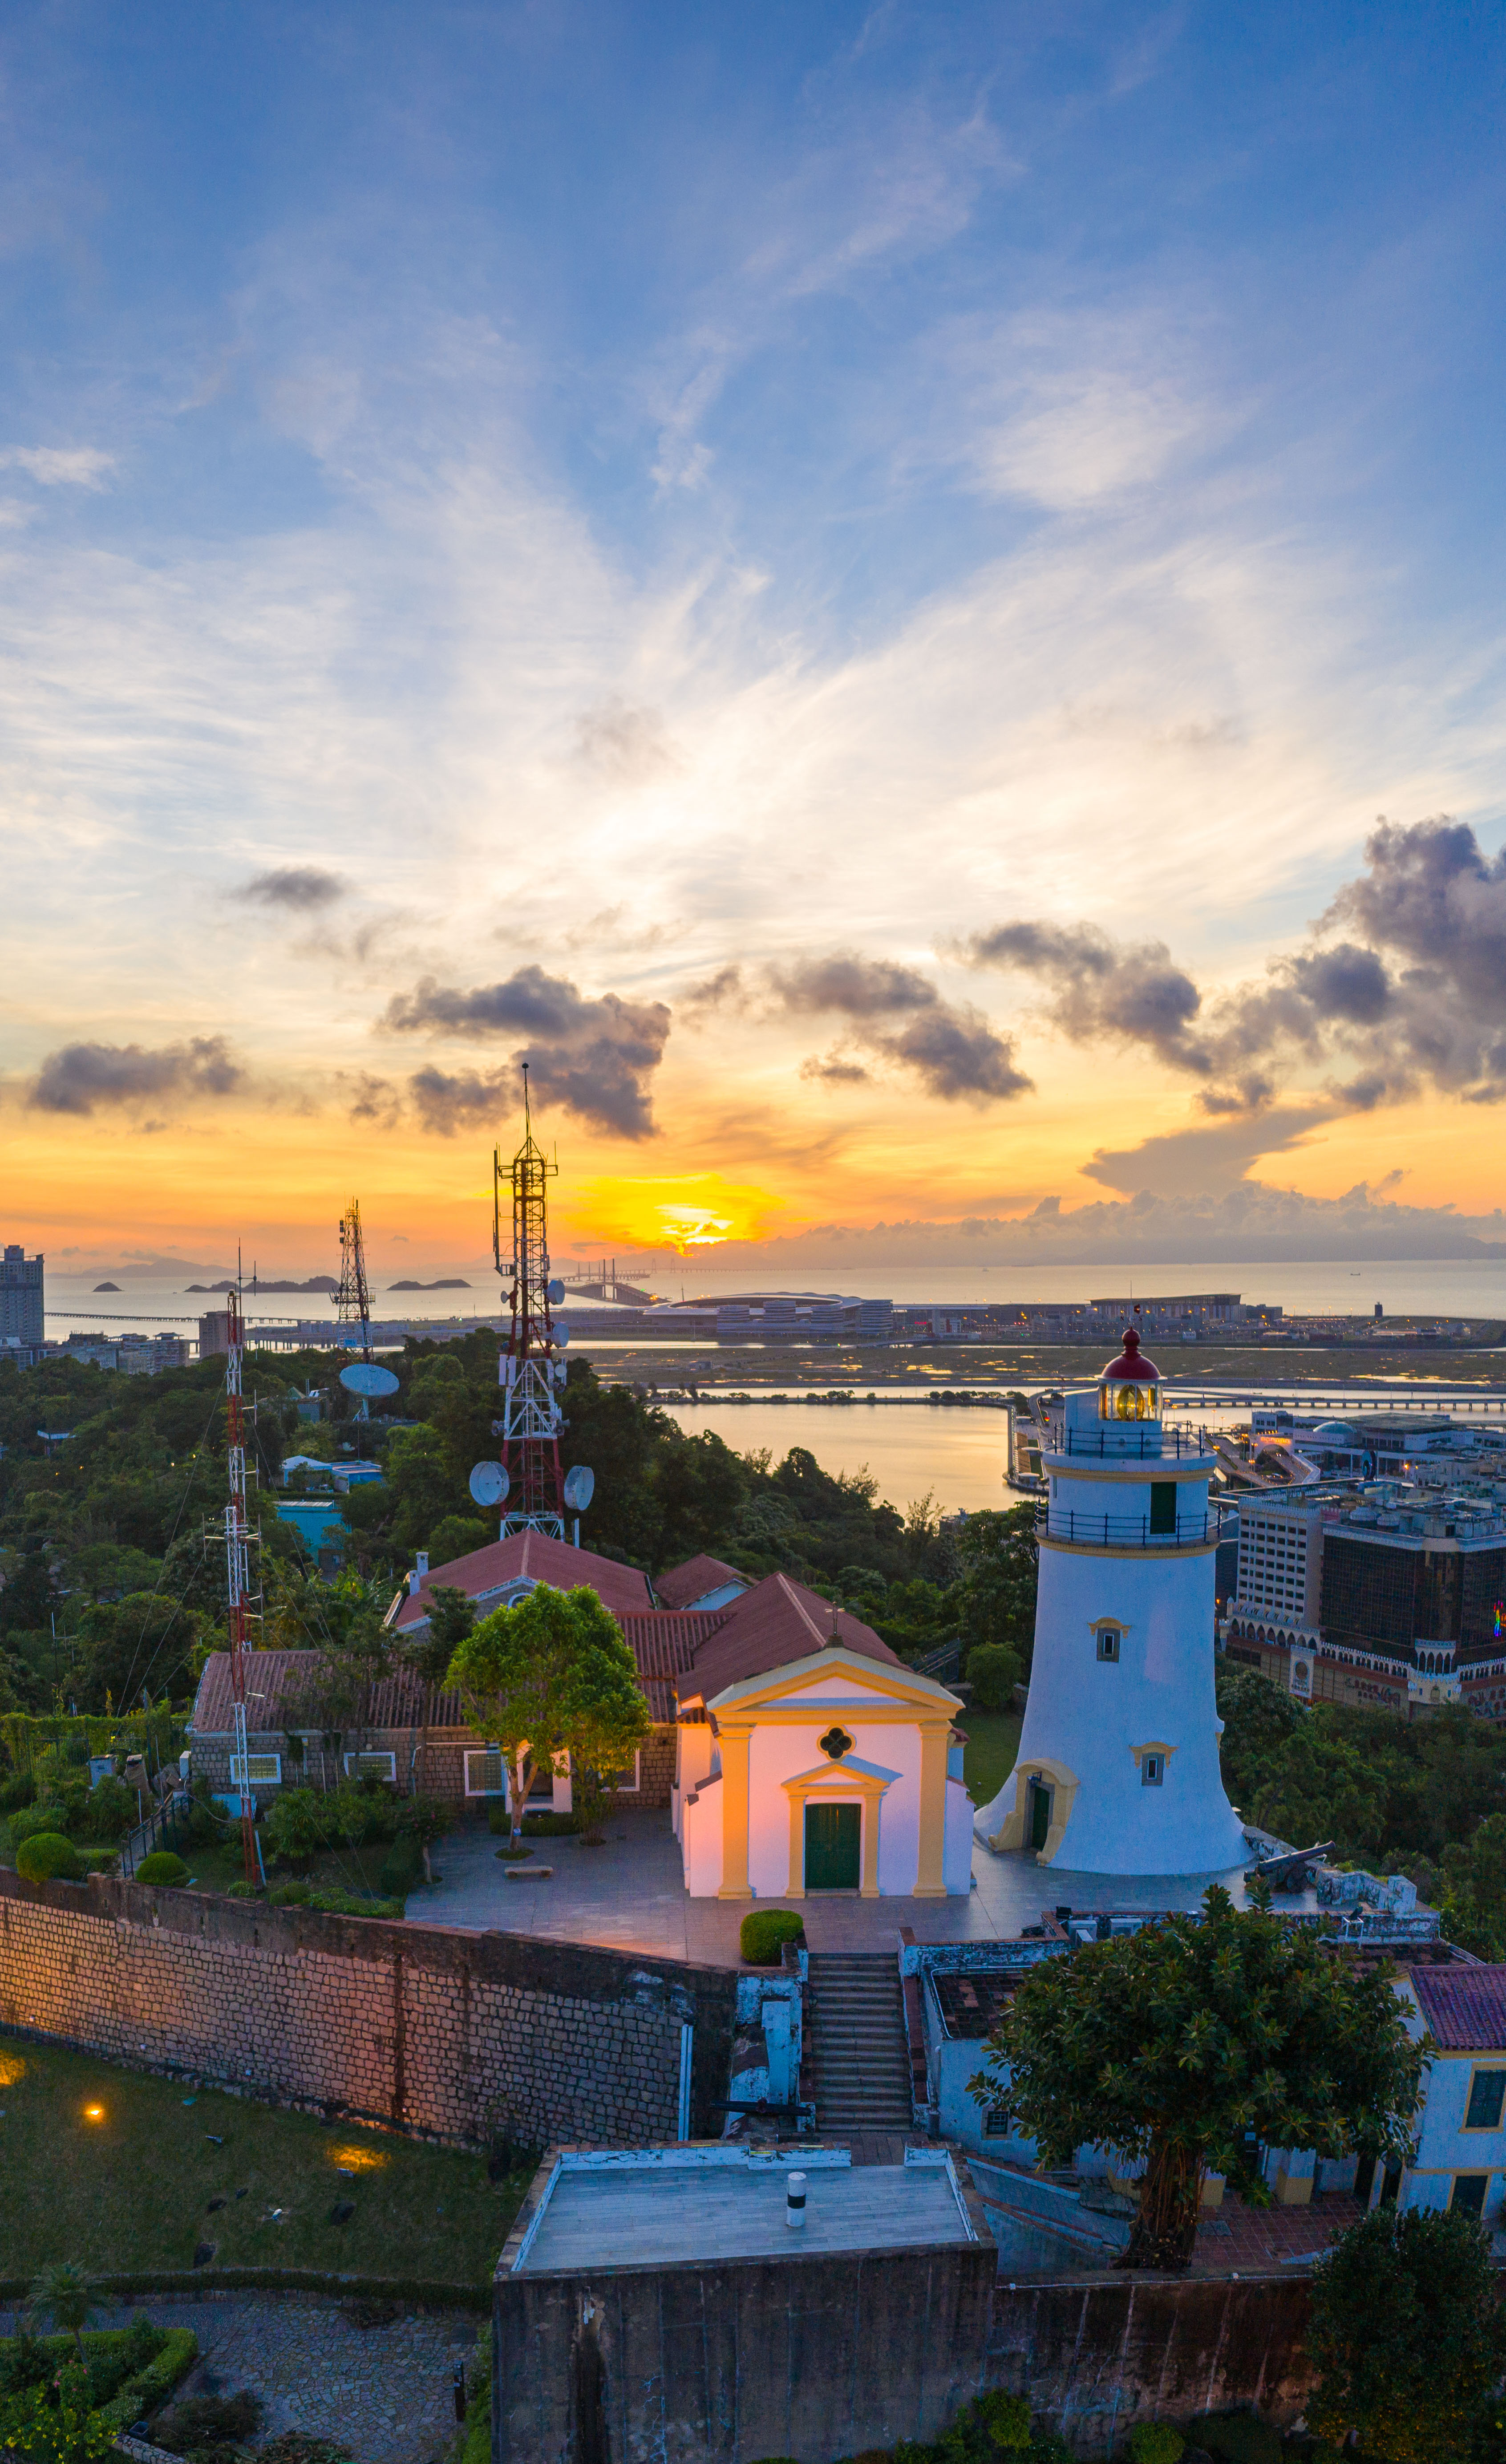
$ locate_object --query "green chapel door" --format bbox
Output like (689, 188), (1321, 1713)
(805, 1802), (862, 1889)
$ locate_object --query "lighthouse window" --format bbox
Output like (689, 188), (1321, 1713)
(1149, 1483), (1177, 1535)
(1141, 1753), (1164, 1787)
(1095, 1627), (1120, 1662)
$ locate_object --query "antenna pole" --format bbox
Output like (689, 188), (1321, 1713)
(495, 1066), (566, 1538)
(336, 1200), (373, 1406)
(225, 1286), (257, 1888)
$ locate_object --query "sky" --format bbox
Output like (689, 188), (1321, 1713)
(4, 0), (1506, 1278)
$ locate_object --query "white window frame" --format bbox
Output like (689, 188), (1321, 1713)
(465, 1746), (506, 1797)
(230, 1752), (281, 1786)
(343, 1751), (397, 1782)
(606, 1750), (641, 1794)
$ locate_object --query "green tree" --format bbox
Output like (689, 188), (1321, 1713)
(1214, 1663), (1307, 1804)
(1438, 1810), (1506, 1960)
(1306, 2205), (1506, 2460)
(407, 1584), (477, 1688)
(952, 1506), (1038, 1674)
(27, 2261), (95, 2363)
(446, 1583), (649, 1848)
(1248, 1720), (1386, 1854)
(395, 1791), (449, 1882)
(263, 1786), (324, 1872)
(971, 1884), (1423, 2271)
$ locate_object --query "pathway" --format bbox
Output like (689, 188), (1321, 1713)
(403, 1808), (1301, 1966)
(0, 2294), (477, 2464)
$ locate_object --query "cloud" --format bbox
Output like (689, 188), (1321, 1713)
(1080, 1105), (1339, 1201)
(341, 1070), (402, 1128)
(383, 964), (672, 1139)
(0, 445), (115, 489)
(28, 1036), (242, 1115)
(767, 948), (1029, 1104)
(960, 819), (1506, 1114)
(234, 865), (348, 910)
(799, 1054), (872, 1084)
(573, 698), (679, 782)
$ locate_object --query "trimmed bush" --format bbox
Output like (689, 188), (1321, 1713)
(377, 1841), (423, 1898)
(16, 1831), (83, 1882)
(153, 2388), (263, 2452)
(96, 2326), (199, 2433)
(304, 1886), (405, 1919)
(739, 1909), (805, 1964)
(8, 1802), (72, 1849)
(522, 1810), (579, 1836)
(134, 1851), (190, 1887)
(1127, 2428), (1184, 2464)
(966, 1642), (1021, 1712)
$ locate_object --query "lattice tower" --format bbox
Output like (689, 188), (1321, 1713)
(493, 1067), (566, 1537)
(336, 1198), (372, 1360)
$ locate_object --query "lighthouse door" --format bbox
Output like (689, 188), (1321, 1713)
(1028, 1779), (1053, 1852)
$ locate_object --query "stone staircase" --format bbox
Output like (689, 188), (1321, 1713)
(804, 1951), (914, 2132)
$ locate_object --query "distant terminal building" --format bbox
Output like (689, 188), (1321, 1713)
(0, 1244), (44, 1345)
(64, 1330), (191, 1376)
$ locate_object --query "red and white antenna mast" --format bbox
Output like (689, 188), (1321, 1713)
(493, 1066), (567, 1537)
(224, 1278), (257, 1887)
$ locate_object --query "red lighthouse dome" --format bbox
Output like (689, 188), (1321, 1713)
(1101, 1326), (1160, 1382)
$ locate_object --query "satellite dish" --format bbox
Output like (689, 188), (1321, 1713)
(340, 1363), (400, 1398)
(546, 1279), (565, 1305)
(469, 1460), (509, 1507)
(563, 1465), (595, 1512)
(553, 1327), (569, 1348)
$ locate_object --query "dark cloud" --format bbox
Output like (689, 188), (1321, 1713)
(28, 1036), (242, 1115)
(769, 949), (1028, 1105)
(234, 866), (346, 909)
(962, 820), (1506, 1114)
(343, 1072), (402, 1129)
(875, 1007), (1032, 1103)
(772, 954), (938, 1017)
(799, 1055), (872, 1084)
(382, 965), (671, 1140)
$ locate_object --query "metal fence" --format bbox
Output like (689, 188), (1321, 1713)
(1036, 1507), (1221, 1551)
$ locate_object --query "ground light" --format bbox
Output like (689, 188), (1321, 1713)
(327, 2141), (389, 2172)
(84, 2103), (105, 2122)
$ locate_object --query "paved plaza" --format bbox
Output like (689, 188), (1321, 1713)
(405, 1807), (1288, 1963)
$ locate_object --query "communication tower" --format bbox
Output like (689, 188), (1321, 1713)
(223, 1287), (259, 1888)
(336, 1199), (372, 1360)
(492, 1066), (568, 1537)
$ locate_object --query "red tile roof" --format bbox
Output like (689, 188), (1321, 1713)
(617, 1611), (722, 1720)
(392, 1529), (653, 1629)
(654, 1554), (749, 1610)
(189, 1652), (468, 1736)
(679, 1572), (902, 1704)
(1410, 1965), (1506, 2051)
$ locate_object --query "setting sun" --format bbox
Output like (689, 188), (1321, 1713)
(568, 1174), (789, 1258)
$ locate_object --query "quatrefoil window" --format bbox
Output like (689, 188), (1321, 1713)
(818, 1726), (854, 1761)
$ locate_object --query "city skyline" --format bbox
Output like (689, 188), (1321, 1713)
(3, 4), (1505, 1270)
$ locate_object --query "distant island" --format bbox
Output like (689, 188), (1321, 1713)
(186, 1276), (341, 1294)
(93, 1281), (121, 1292)
(388, 1277), (472, 1291)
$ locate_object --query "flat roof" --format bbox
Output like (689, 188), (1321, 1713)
(508, 2148), (974, 2274)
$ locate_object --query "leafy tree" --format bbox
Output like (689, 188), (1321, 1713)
(1306, 2205), (1506, 2460)
(263, 1787), (324, 1871)
(407, 1584), (478, 1687)
(27, 2261), (95, 2363)
(966, 1641), (1020, 1711)
(971, 1884), (1423, 2271)
(446, 1582), (649, 1848)
(952, 1506), (1038, 1674)
(395, 1791), (449, 1881)
(1248, 1721), (1387, 1854)
(425, 1514), (494, 1569)
(1437, 1810), (1506, 1960)
(1214, 1663), (1307, 1803)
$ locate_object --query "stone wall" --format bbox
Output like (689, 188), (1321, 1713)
(0, 1869), (735, 2152)
(494, 2250), (1316, 2462)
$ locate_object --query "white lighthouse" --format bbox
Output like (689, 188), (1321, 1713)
(975, 1330), (1247, 1876)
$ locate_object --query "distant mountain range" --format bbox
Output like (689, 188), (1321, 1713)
(388, 1278), (472, 1291)
(185, 1277), (341, 1294)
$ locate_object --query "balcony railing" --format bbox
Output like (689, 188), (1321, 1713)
(1036, 1506), (1223, 1551)
(1045, 1427), (1214, 1461)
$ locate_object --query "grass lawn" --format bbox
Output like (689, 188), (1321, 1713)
(960, 1709), (1021, 1810)
(0, 2036), (530, 2286)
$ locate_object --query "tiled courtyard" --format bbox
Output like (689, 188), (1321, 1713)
(405, 1807), (1305, 1963)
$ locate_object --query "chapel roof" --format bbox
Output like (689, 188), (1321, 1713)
(654, 1553), (750, 1609)
(391, 1528), (653, 1630)
(678, 1572), (903, 1706)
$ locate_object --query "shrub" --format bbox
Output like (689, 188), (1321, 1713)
(377, 1840), (423, 1898)
(1183, 2417), (1281, 2464)
(1127, 2428), (1184, 2464)
(80, 1775), (138, 1842)
(304, 1886), (405, 1919)
(967, 1642), (1021, 1712)
(740, 1909), (805, 1964)
(0, 1771), (36, 1813)
(95, 2325), (198, 2433)
(153, 2390), (263, 2453)
(16, 1831), (83, 1882)
(9, 1802), (72, 1849)
(521, 1810), (579, 1836)
(225, 1878), (258, 1898)
(134, 1851), (190, 1887)
(268, 1879), (311, 1906)
(264, 1786), (324, 1870)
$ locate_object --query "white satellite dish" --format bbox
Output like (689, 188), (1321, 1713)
(469, 1460), (510, 1507)
(546, 1279), (565, 1305)
(553, 1327), (569, 1348)
(340, 1362), (400, 1398)
(563, 1464), (595, 1512)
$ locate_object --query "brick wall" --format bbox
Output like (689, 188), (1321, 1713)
(0, 1870), (734, 2152)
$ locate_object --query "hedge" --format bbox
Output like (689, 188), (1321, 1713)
(16, 1831), (83, 1882)
(739, 1909), (805, 1964)
(0, 2271), (489, 2308)
(97, 2327), (199, 2432)
(133, 1852), (189, 1888)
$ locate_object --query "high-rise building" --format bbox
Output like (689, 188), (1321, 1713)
(0, 1245), (44, 1345)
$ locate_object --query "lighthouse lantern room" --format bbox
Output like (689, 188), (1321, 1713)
(974, 1329), (1247, 1876)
